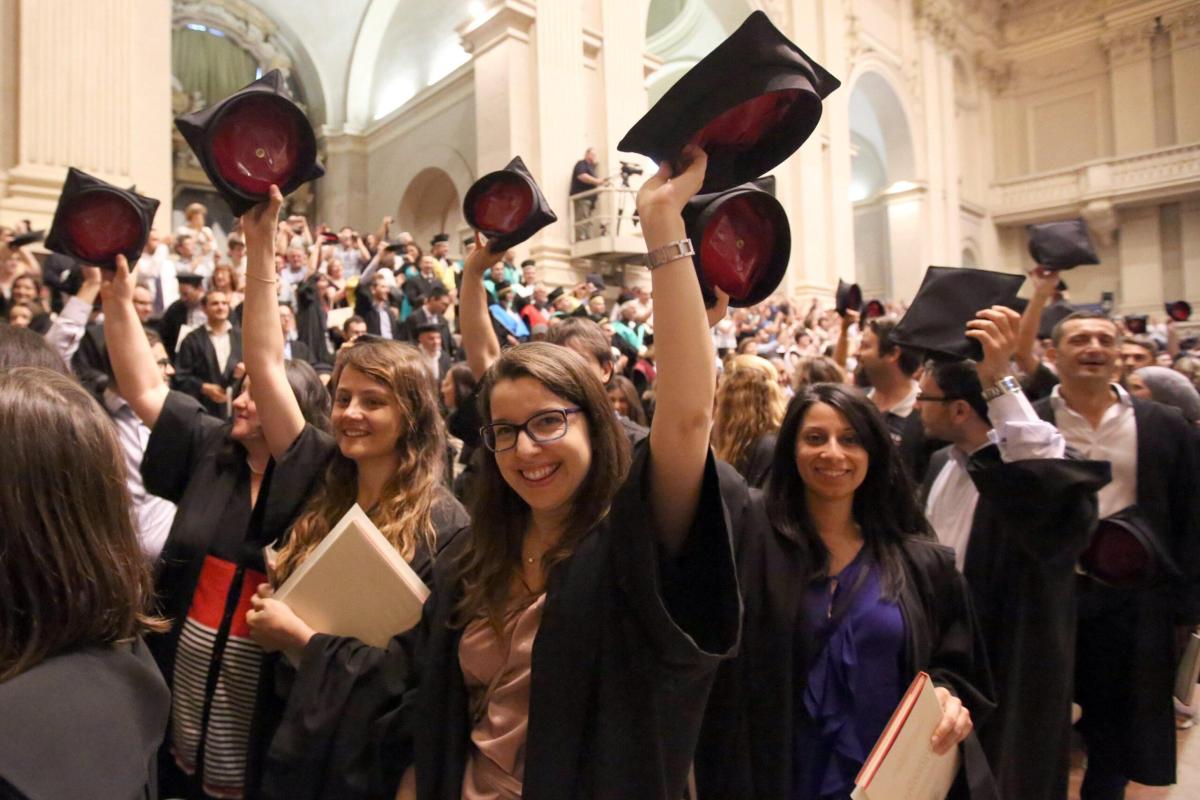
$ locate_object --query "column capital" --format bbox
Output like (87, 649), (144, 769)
(459, 0), (537, 57)
(913, 0), (959, 51)
(1080, 199), (1119, 246)
(1164, 7), (1200, 49)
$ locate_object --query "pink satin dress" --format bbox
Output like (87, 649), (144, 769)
(458, 593), (547, 800)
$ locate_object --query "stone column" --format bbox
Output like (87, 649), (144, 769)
(319, 133), (369, 232)
(1103, 20), (1158, 156)
(883, 183), (928, 302)
(1166, 8), (1200, 144)
(1179, 198), (1200, 302)
(0, 0), (172, 230)
(1117, 205), (1164, 314)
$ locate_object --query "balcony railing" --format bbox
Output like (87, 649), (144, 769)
(568, 185), (648, 263)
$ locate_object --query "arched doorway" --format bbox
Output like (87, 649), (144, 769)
(849, 70), (918, 302)
(397, 168), (462, 253)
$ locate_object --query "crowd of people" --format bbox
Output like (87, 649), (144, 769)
(1, 145), (1199, 800)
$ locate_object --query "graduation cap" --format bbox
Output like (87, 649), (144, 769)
(9, 229), (44, 249)
(618, 11), (840, 194)
(1166, 300), (1192, 322)
(835, 279), (861, 315)
(890, 266), (1025, 361)
(431, 233), (449, 245)
(413, 321), (441, 335)
(177, 273), (204, 288)
(682, 176), (790, 308)
(1038, 300), (1077, 340)
(1079, 509), (1176, 589)
(862, 299), (886, 320)
(1124, 314), (1148, 335)
(1027, 219), (1100, 271)
(463, 156), (557, 252)
(175, 70), (325, 217)
(41, 253), (79, 294)
(547, 286), (565, 303)
(44, 167), (159, 270)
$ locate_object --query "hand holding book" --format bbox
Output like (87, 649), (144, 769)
(930, 685), (973, 755)
(247, 582), (316, 664)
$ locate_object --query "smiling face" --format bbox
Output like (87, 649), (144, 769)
(489, 376), (592, 521)
(1051, 317), (1120, 391)
(10, 276), (36, 304)
(794, 401), (869, 504)
(230, 378), (263, 443)
(331, 365), (404, 465)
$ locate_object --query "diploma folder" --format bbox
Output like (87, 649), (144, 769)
(274, 504), (430, 648)
(851, 671), (960, 800)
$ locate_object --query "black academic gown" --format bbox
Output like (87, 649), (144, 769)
(1035, 395), (1200, 785)
(922, 445), (1110, 799)
(393, 442), (740, 800)
(172, 325), (242, 418)
(160, 298), (194, 362)
(294, 275), (332, 366)
(694, 497), (998, 800)
(259, 492), (470, 800)
(0, 641), (170, 800)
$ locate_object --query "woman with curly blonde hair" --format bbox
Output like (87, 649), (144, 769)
(237, 186), (469, 798)
(712, 354), (787, 487)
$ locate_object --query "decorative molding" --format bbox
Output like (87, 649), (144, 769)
(458, 0), (536, 58)
(645, 0), (703, 56)
(364, 63), (474, 149)
(1163, 6), (1200, 48)
(991, 142), (1200, 223)
(1099, 17), (1158, 66)
(172, 0), (293, 78)
(975, 49), (1013, 94)
(582, 26), (603, 61)
(1000, 0), (1109, 46)
(1080, 199), (1118, 245)
(913, 0), (959, 50)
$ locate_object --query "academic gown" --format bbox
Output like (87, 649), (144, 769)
(694, 494), (999, 800)
(293, 274), (333, 366)
(921, 445), (1110, 799)
(1034, 395), (1200, 785)
(259, 494), (470, 800)
(0, 640), (170, 800)
(389, 441), (741, 800)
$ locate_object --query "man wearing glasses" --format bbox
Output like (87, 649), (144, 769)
(916, 305), (1110, 800)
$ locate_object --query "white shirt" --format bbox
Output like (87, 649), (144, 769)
(44, 294), (94, 368)
(103, 388), (177, 561)
(419, 346), (442, 379)
(926, 389), (1067, 569)
(1050, 383), (1137, 518)
(207, 322), (233, 373)
(868, 380), (920, 420)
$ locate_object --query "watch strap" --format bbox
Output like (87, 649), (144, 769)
(645, 238), (695, 270)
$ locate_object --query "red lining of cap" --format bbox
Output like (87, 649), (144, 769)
(471, 177), (534, 234)
(1082, 523), (1151, 588)
(700, 194), (777, 299)
(690, 89), (801, 155)
(210, 94), (303, 194)
(62, 191), (142, 263)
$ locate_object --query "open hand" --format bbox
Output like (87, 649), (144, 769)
(966, 305), (1021, 387)
(246, 583), (315, 654)
(931, 686), (973, 755)
(1027, 266), (1059, 299)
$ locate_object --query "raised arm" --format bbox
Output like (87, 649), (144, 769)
(639, 147), (719, 558)
(101, 255), (168, 428)
(1015, 266), (1058, 376)
(833, 309), (857, 369)
(459, 232), (507, 380)
(242, 185), (307, 458)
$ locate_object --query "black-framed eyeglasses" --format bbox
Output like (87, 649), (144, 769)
(915, 393), (965, 403)
(481, 407), (583, 453)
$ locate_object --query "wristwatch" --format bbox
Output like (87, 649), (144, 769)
(645, 238), (695, 270)
(981, 375), (1022, 401)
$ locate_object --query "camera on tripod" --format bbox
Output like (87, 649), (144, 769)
(619, 161), (644, 186)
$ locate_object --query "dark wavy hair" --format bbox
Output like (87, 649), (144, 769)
(454, 342), (631, 632)
(764, 382), (931, 598)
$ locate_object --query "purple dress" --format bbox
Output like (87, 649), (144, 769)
(794, 550), (907, 800)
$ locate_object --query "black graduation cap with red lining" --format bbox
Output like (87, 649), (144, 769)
(682, 176), (790, 308)
(836, 279), (862, 315)
(618, 10), (840, 194)
(463, 156), (557, 253)
(45, 167), (159, 270)
(175, 70), (325, 217)
(1165, 300), (1192, 322)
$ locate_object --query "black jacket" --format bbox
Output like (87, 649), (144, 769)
(354, 282), (400, 339)
(403, 305), (456, 359)
(1035, 394), (1200, 784)
(172, 325), (242, 418)
(695, 494), (998, 800)
(922, 444), (1110, 799)
(160, 298), (197, 363)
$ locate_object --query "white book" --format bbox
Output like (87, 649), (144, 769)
(325, 306), (354, 331)
(851, 671), (960, 800)
(274, 504), (430, 648)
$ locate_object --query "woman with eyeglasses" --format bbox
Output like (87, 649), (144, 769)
(100, 254), (333, 800)
(234, 186), (470, 800)
(383, 146), (738, 800)
(695, 382), (995, 799)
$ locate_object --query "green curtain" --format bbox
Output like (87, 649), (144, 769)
(172, 28), (258, 108)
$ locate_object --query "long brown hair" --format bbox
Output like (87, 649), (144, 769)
(274, 340), (446, 582)
(0, 368), (164, 681)
(712, 355), (786, 471)
(454, 343), (631, 632)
